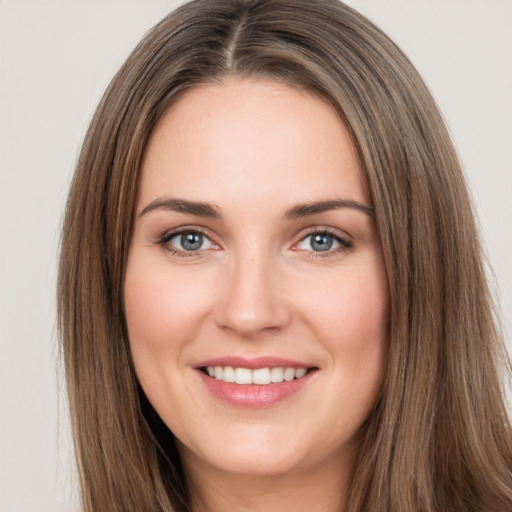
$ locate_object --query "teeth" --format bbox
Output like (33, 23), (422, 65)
(253, 368), (271, 385)
(235, 367), (252, 384)
(284, 368), (295, 381)
(205, 366), (309, 385)
(295, 368), (307, 378)
(223, 366), (235, 383)
(270, 367), (284, 383)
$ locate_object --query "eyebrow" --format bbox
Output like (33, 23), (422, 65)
(284, 199), (374, 219)
(139, 197), (374, 219)
(139, 198), (222, 218)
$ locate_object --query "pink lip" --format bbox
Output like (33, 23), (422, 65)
(194, 356), (311, 370)
(193, 356), (317, 408)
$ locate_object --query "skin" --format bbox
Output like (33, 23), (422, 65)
(125, 78), (389, 512)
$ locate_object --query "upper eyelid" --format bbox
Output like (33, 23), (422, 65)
(295, 225), (353, 242)
(159, 225), (216, 242)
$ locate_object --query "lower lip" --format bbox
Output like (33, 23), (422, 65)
(197, 370), (315, 408)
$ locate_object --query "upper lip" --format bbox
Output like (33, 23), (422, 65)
(194, 356), (315, 370)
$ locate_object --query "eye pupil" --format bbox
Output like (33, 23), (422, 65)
(311, 234), (333, 252)
(181, 232), (203, 251)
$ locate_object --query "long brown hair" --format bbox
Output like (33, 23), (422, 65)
(58, 1), (512, 510)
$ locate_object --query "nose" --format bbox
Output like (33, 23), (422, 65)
(213, 249), (292, 338)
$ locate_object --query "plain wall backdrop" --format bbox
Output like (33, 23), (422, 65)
(0, 1), (510, 511)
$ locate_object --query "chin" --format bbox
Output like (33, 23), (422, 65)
(178, 425), (313, 477)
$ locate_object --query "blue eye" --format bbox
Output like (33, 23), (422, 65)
(298, 233), (339, 252)
(297, 231), (352, 253)
(312, 234), (334, 251)
(167, 231), (214, 252)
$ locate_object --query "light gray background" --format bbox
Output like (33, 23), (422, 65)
(1, 1), (510, 511)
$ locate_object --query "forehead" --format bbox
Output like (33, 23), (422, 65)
(139, 78), (367, 211)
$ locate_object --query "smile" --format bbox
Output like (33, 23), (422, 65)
(195, 358), (317, 407)
(204, 366), (309, 385)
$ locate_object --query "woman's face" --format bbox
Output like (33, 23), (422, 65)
(125, 78), (389, 480)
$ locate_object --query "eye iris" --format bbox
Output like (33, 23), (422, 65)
(181, 232), (203, 251)
(311, 234), (333, 251)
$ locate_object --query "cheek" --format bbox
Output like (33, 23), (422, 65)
(302, 267), (388, 348)
(298, 261), (389, 407)
(323, 276), (388, 419)
(123, 257), (222, 432)
(124, 260), (213, 366)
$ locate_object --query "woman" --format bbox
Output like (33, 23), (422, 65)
(57, 0), (512, 510)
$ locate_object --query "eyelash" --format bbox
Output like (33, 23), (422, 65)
(156, 227), (215, 258)
(156, 226), (354, 258)
(297, 227), (354, 258)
